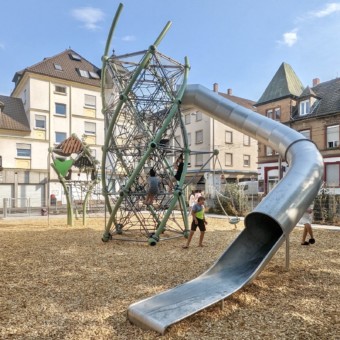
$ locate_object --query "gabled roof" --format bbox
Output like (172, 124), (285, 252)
(299, 85), (317, 99)
(292, 77), (340, 119)
(12, 49), (101, 92)
(256, 62), (304, 105)
(0, 95), (30, 131)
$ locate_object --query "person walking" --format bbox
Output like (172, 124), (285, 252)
(183, 196), (208, 248)
(187, 190), (196, 215)
(300, 205), (315, 245)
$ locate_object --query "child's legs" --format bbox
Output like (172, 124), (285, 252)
(185, 230), (195, 246)
(198, 231), (205, 246)
(301, 224), (308, 242)
(305, 223), (314, 238)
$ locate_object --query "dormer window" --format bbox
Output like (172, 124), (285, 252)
(54, 63), (63, 71)
(69, 53), (81, 61)
(299, 99), (310, 116)
(89, 71), (100, 79)
(77, 69), (89, 78)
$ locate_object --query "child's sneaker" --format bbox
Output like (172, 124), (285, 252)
(309, 238), (315, 244)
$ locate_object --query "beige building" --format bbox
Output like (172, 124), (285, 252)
(0, 49), (103, 208)
(182, 84), (258, 196)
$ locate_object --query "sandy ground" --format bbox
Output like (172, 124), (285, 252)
(0, 216), (339, 340)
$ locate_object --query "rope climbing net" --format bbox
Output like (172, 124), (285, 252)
(101, 28), (191, 244)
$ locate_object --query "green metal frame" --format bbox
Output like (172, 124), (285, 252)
(101, 3), (190, 244)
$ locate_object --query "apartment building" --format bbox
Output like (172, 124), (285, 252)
(182, 83), (258, 195)
(0, 49), (104, 208)
(255, 62), (340, 194)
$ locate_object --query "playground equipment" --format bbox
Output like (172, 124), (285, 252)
(100, 4), (193, 244)
(103, 3), (324, 334)
(50, 135), (99, 226)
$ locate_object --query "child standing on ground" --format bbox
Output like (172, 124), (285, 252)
(300, 205), (315, 245)
(183, 196), (208, 248)
(144, 168), (159, 205)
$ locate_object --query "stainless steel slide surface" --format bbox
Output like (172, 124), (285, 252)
(127, 84), (324, 334)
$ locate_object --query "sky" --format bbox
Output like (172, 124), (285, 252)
(1, 1), (340, 101)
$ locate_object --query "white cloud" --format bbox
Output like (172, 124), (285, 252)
(121, 35), (136, 42)
(309, 3), (340, 18)
(278, 29), (298, 47)
(71, 7), (105, 30)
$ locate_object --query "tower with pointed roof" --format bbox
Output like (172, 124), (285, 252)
(255, 62), (305, 193)
(255, 62), (340, 196)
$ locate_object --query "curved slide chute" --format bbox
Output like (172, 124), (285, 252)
(127, 84), (324, 334)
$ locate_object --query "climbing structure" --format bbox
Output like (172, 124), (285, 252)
(101, 4), (190, 245)
(50, 134), (99, 226)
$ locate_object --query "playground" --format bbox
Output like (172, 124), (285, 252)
(1, 216), (339, 339)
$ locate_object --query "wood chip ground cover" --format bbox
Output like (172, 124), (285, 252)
(0, 217), (339, 339)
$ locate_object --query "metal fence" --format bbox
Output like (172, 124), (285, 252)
(2, 194), (340, 226)
(1, 197), (106, 219)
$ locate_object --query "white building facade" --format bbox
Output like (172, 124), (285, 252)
(0, 49), (103, 209)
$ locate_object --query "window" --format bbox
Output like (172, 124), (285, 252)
(266, 107), (280, 120)
(225, 131), (233, 144)
(225, 153), (232, 166)
(16, 143), (31, 157)
(55, 85), (66, 94)
(70, 53), (81, 61)
(266, 146), (273, 156)
(195, 130), (203, 144)
(54, 63), (63, 71)
(184, 114), (191, 124)
(78, 69), (89, 78)
(266, 109), (273, 119)
(243, 134), (250, 146)
(188, 155), (191, 167)
(326, 125), (339, 148)
(85, 94), (96, 108)
(325, 163), (340, 187)
(89, 71), (100, 79)
(23, 89), (27, 105)
(266, 146), (278, 156)
(243, 155), (250, 167)
(299, 100), (310, 116)
(300, 129), (311, 139)
(84, 122), (96, 135)
(55, 132), (66, 144)
(274, 108), (281, 121)
(187, 132), (191, 146)
(195, 111), (202, 121)
(55, 103), (66, 116)
(35, 115), (46, 129)
(174, 135), (181, 148)
(195, 154), (203, 166)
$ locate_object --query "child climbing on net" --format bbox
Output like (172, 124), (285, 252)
(144, 168), (160, 205)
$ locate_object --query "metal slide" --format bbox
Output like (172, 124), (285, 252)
(127, 84), (324, 334)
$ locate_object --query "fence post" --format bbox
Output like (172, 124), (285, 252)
(285, 234), (290, 271)
(3, 198), (7, 218)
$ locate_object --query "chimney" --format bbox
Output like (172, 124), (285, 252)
(213, 83), (219, 92)
(227, 88), (233, 95)
(312, 78), (320, 86)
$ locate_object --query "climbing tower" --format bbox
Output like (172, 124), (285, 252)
(101, 4), (190, 245)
